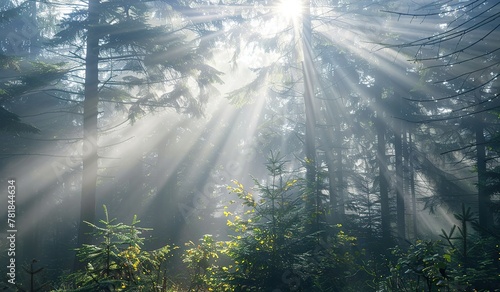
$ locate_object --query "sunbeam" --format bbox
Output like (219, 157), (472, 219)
(1, 0), (498, 290)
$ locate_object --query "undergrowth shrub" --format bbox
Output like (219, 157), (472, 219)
(59, 205), (174, 291)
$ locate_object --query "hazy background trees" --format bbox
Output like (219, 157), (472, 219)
(0, 0), (498, 290)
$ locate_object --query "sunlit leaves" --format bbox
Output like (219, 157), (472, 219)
(182, 234), (227, 291)
(219, 152), (308, 290)
(118, 244), (141, 271)
(65, 205), (173, 290)
(227, 179), (256, 208)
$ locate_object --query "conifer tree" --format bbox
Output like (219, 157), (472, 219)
(0, 2), (64, 134)
(382, 0), (500, 230)
(49, 0), (224, 252)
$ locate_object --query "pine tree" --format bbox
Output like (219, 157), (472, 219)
(382, 0), (500, 229)
(0, 2), (64, 134)
(49, 0), (224, 256)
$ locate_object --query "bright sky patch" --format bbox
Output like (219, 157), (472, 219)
(276, 0), (303, 21)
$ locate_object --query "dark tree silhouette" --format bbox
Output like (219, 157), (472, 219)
(382, 0), (500, 229)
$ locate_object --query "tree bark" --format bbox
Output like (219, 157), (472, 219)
(376, 112), (390, 240)
(409, 133), (418, 239)
(475, 113), (492, 229)
(394, 123), (405, 239)
(302, 0), (318, 234)
(155, 133), (182, 244)
(336, 145), (345, 222)
(326, 150), (338, 221)
(77, 0), (99, 257)
(325, 143), (344, 225)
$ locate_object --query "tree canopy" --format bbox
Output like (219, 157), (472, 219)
(0, 0), (498, 291)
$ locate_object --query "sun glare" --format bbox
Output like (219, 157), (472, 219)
(276, 0), (303, 20)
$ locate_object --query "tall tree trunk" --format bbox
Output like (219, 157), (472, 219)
(302, 0), (318, 234)
(326, 150), (338, 222)
(77, 0), (99, 258)
(155, 133), (181, 244)
(376, 112), (390, 240)
(408, 133), (418, 239)
(402, 127), (411, 238)
(394, 123), (405, 239)
(336, 145), (345, 222)
(27, 0), (40, 57)
(475, 113), (492, 229)
(322, 76), (343, 224)
(325, 142), (344, 225)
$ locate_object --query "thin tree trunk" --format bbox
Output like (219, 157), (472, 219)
(322, 82), (343, 224)
(475, 113), (492, 229)
(27, 0), (40, 57)
(302, 0), (318, 234)
(325, 143), (344, 225)
(326, 151), (338, 222)
(402, 127), (411, 239)
(155, 135), (180, 243)
(76, 0), (99, 265)
(394, 124), (405, 239)
(336, 146), (345, 222)
(376, 112), (390, 240)
(409, 133), (418, 239)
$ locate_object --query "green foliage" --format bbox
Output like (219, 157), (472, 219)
(182, 234), (228, 292)
(174, 153), (361, 291)
(383, 205), (500, 291)
(221, 152), (304, 291)
(218, 152), (360, 291)
(440, 205), (500, 290)
(0, 56), (66, 134)
(62, 205), (173, 291)
(383, 240), (451, 291)
(50, 0), (224, 121)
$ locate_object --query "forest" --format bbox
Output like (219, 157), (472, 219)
(0, 0), (499, 291)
